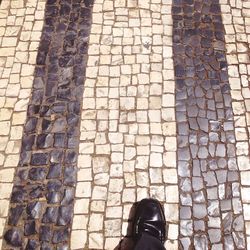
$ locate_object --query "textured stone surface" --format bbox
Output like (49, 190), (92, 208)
(2, 0), (94, 248)
(172, 0), (246, 248)
(0, 0), (47, 245)
(1, 0), (250, 248)
(220, 0), (250, 247)
(72, 0), (178, 249)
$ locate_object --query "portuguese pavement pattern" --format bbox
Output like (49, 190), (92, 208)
(0, 0), (249, 249)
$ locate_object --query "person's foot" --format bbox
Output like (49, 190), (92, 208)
(132, 198), (166, 244)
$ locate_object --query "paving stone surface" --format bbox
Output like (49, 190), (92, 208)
(0, 0), (46, 247)
(220, 0), (250, 248)
(0, 0), (250, 249)
(73, 0), (178, 249)
(1, 0), (94, 248)
(172, 0), (247, 249)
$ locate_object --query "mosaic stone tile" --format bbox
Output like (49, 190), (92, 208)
(0, 0), (46, 245)
(172, 0), (246, 248)
(2, 0), (94, 248)
(220, 0), (250, 247)
(72, 0), (178, 249)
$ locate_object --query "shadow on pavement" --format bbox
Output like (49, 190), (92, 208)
(114, 202), (139, 250)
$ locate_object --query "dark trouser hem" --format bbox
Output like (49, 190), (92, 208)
(134, 233), (166, 250)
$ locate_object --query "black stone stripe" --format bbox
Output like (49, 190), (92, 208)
(3, 0), (94, 248)
(172, 0), (246, 249)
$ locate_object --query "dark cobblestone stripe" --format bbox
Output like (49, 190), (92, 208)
(3, 0), (94, 248)
(172, 0), (246, 249)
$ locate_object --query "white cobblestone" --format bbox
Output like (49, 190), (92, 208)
(221, 0), (250, 247)
(72, 1), (178, 247)
(0, 0), (46, 244)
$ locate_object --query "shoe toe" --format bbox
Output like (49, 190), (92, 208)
(133, 199), (166, 243)
(139, 199), (165, 222)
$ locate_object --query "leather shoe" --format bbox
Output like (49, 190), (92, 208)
(132, 198), (166, 244)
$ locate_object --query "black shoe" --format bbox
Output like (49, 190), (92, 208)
(132, 198), (166, 244)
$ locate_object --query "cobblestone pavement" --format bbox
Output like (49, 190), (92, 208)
(72, 0), (178, 249)
(1, 0), (93, 248)
(0, 0), (249, 249)
(0, 0), (46, 247)
(220, 0), (250, 248)
(172, 0), (246, 249)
